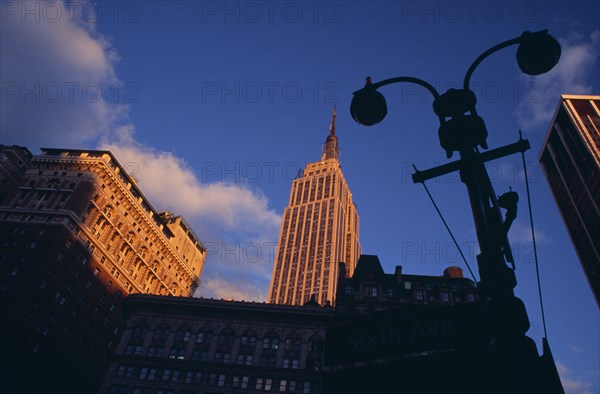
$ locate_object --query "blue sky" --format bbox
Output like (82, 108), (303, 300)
(1, 1), (599, 392)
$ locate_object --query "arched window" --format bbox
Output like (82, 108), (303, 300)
(174, 325), (192, 343)
(259, 331), (279, 367)
(215, 327), (236, 364)
(217, 327), (236, 348)
(262, 332), (279, 350)
(196, 327), (213, 345)
(153, 322), (171, 342)
(192, 326), (213, 362)
(125, 320), (149, 355)
(237, 328), (257, 366)
(284, 333), (302, 352)
(283, 333), (302, 369)
(240, 328), (258, 349)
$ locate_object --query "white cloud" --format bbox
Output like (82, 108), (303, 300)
(556, 360), (595, 394)
(99, 131), (281, 236)
(0, 0), (124, 147)
(196, 274), (269, 302)
(1, 0), (281, 301)
(568, 344), (584, 355)
(514, 30), (600, 130)
(509, 219), (549, 245)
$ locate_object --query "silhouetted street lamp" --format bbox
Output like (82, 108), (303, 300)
(350, 30), (563, 393)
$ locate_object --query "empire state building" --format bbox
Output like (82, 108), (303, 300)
(268, 108), (361, 306)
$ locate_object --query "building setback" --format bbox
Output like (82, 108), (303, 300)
(269, 109), (361, 306)
(0, 146), (206, 393)
(539, 95), (600, 306)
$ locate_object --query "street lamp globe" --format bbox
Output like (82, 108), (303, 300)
(350, 77), (388, 126)
(516, 30), (561, 76)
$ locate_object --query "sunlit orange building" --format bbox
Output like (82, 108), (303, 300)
(269, 109), (361, 306)
(539, 95), (600, 306)
(0, 146), (206, 393)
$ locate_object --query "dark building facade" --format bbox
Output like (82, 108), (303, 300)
(100, 296), (333, 394)
(101, 255), (479, 394)
(326, 256), (562, 394)
(539, 95), (600, 306)
(0, 146), (206, 393)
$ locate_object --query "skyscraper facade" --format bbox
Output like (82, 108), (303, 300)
(269, 110), (361, 306)
(539, 94), (600, 306)
(0, 146), (206, 392)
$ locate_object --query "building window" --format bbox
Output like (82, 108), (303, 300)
(217, 328), (235, 348)
(194, 372), (203, 384)
(262, 334), (279, 350)
(174, 326), (192, 342)
(236, 353), (254, 365)
(185, 371), (193, 384)
(284, 336), (302, 352)
(116, 365), (126, 378)
(147, 346), (163, 357)
(415, 289), (424, 301)
(191, 349), (208, 361)
(169, 347), (185, 360)
(280, 379), (288, 392)
(363, 284), (378, 297)
(241, 376), (250, 389)
(109, 385), (127, 394)
(303, 381), (311, 394)
(240, 329), (258, 349)
(441, 291), (450, 302)
(213, 352), (230, 363)
(154, 324), (170, 341)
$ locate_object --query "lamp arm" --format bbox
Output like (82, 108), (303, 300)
(367, 77), (441, 100)
(463, 36), (522, 90)
(463, 29), (549, 90)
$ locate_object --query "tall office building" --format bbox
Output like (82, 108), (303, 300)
(0, 146), (206, 392)
(539, 95), (600, 306)
(269, 109), (361, 306)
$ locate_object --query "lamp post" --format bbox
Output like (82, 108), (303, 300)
(350, 30), (563, 393)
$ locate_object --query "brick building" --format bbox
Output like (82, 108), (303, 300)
(0, 146), (206, 393)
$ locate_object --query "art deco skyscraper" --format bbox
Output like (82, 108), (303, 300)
(269, 109), (361, 306)
(539, 95), (600, 306)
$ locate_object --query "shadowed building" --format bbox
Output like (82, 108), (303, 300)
(539, 95), (600, 306)
(100, 295), (332, 394)
(269, 109), (361, 306)
(100, 255), (479, 394)
(0, 146), (206, 393)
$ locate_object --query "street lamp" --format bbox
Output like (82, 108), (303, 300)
(350, 30), (563, 393)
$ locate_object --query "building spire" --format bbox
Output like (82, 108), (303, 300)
(322, 106), (339, 161)
(330, 105), (337, 135)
